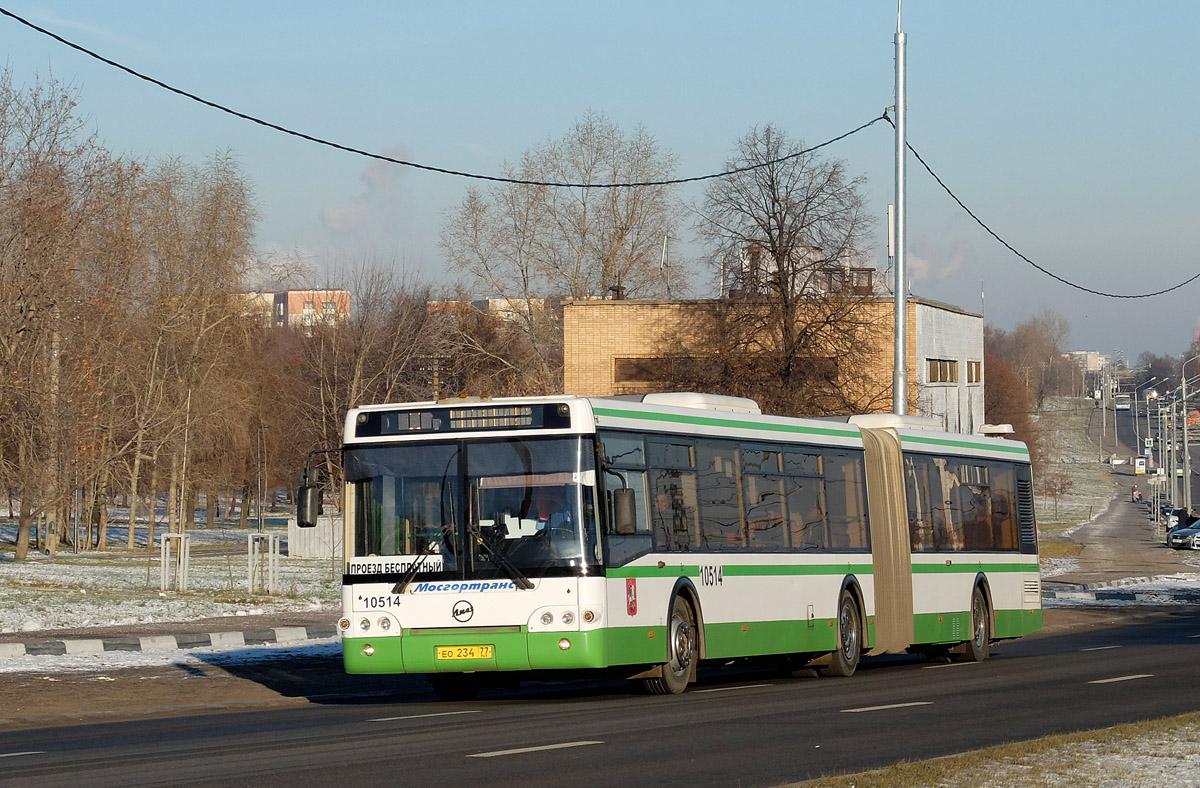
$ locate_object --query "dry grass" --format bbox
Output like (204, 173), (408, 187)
(789, 712), (1200, 787)
(1038, 540), (1083, 560)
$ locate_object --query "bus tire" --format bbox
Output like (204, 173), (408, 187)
(956, 586), (991, 662)
(824, 589), (862, 678)
(428, 673), (480, 701)
(643, 595), (696, 695)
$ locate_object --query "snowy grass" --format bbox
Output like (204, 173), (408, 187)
(1033, 398), (1119, 532)
(0, 521), (339, 633)
(795, 712), (1200, 788)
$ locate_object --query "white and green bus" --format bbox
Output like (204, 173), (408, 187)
(297, 392), (1041, 699)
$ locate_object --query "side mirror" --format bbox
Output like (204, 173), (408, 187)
(613, 488), (637, 535)
(297, 485), (320, 528)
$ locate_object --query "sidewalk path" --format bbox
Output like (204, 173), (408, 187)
(1042, 469), (1200, 603)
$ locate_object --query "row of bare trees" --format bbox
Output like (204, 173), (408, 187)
(5, 71), (1076, 559)
(0, 75), (493, 560)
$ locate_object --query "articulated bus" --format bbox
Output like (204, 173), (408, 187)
(297, 393), (1041, 699)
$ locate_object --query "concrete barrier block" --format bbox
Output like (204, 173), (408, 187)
(138, 635), (178, 652)
(63, 639), (106, 655)
(209, 631), (245, 648)
(273, 626), (309, 644)
(0, 643), (27, 659)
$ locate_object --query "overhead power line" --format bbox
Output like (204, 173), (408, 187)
(0, 6), (885, 188)
(884, 116), (1200, 299)
(6, 7), (1194, 299)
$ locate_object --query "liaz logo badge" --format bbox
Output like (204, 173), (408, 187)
(452, 600), (474, 623)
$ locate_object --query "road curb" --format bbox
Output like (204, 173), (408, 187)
(0, 625), (336, 659)
(1042, 588), (1200, 604)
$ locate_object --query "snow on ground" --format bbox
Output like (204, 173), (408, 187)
(0, 638), (342, 675)
(0, 521), (339, 634)
(1033, 399), (1121, 528)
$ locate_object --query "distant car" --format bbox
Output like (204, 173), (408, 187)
(1167, 523), (1200, 550)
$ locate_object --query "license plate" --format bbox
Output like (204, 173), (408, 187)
(436, 645), (494, 660)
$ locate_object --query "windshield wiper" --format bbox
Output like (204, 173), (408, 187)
(391, 519), (460, 594)
(469, 521), (534, 590)
(392, 549), (434, 595)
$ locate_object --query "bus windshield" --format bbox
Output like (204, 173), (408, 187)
(344, 436), (600, 578)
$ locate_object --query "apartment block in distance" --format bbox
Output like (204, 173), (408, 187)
(271, 289), (352, 330)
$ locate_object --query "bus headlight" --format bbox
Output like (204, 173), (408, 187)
(379, 617), (391, 631)
(541, 612), (554, 626)
(561, 611), (575, 625)
(359, 617), (371, 632)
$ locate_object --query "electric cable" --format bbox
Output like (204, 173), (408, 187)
(0, 6), (884, 188)
(887, 116), (1200, 299)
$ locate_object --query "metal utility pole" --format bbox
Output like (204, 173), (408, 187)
(892, 0), (908, 416)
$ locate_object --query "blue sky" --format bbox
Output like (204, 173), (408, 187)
(2, 1), (1197, 361)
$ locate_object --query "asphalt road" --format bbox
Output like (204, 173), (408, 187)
(1, 607), (1198, 788)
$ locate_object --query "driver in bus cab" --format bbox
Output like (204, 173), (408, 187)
(534, 487), (572, 531)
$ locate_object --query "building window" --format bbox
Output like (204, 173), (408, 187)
(967, 360), (982, 384)
(927, 358), (959, 384)
(614, 357), (672, 384)
(323, 301), (336, 315)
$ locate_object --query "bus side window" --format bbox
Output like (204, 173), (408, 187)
(907, 458), (936, 549)
(651, 472), (699, 551)
(826, 450), (870, 551)
(697, 441), (744, 550)
(745, 473), (787, 550)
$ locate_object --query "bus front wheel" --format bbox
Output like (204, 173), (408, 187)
(643, 596), (696, 695)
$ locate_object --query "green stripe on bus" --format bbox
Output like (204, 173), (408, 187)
(912, 562), (1039, 574)
(605, 565), (700, 579)
(901, 433), (1030, 457)
(722, 563), (874, 577)
(606, 564), (873, 579)
(592, 406), (860, 441)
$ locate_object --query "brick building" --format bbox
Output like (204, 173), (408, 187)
(563, 296), (984, 434)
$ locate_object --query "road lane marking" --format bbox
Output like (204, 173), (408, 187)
(468, 741), (603, 758)
(842, 701), (933, 713)
(694, 684), (772, 694)
(0, 752), (45, 759)
(1081, 645), (1120, 652)
(370, 711), (481, 723)
(921, 662), (975, 670)
(1088, 674), (1153, 685)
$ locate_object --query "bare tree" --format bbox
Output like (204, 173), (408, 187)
(667, 124), (885, 416)
(441, 111), (684, 390)
(292, 262), (456, 504)
(0, 72), (143, 559)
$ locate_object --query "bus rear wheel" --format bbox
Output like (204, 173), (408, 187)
(643, 596), (696, 695)
(954, 587), (991, 662)
(824, 589), (862, 677)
